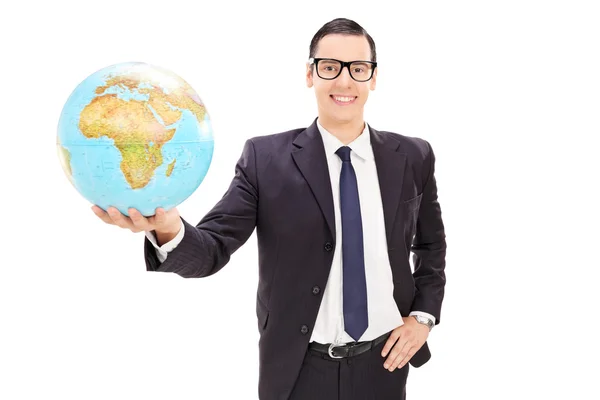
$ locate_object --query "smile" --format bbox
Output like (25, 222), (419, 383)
(330, 95), (357, 105)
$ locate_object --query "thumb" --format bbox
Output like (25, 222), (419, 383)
(153, 207), (180, 232)
(153, 207), (167, 226)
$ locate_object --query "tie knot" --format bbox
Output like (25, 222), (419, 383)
(335, 146), (352, 162)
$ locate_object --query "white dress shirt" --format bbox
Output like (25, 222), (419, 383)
(145, 119), (435, 344)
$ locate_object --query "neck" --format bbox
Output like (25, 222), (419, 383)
(318, 115), (365, 145)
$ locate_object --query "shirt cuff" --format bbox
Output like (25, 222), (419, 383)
(144, 219), (185, 263)
(409, 311), (437, 325)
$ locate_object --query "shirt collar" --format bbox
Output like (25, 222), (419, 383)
(316, 118), (373, 161)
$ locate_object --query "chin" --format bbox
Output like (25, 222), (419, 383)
(331, 112), (360, 123)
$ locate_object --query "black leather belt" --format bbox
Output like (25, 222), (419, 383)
(308, 331), (391, 359)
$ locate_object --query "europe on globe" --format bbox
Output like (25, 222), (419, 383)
(56, 62), (214, 216)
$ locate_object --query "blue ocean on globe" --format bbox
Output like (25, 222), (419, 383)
(57, 62), (214, 216)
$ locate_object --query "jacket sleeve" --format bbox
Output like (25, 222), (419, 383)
(410, 140), (447, 324)
(143, 139), (259, 278)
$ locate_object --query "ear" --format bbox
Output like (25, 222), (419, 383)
(306, 63), (314, 88)
(369, 67), (377, 91)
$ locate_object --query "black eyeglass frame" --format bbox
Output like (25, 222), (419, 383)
(308, 57), (378, 82)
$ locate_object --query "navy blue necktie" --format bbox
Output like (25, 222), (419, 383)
(335, 146), (368, 341)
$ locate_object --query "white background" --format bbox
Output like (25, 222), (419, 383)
(1, 0), (599, 399)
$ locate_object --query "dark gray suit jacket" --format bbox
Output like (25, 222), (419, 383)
(144, 118), (447, 400)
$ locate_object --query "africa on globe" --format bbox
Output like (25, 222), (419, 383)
(56, 62), (214, 216)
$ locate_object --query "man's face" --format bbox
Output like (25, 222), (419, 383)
(306, 34), (377, 125)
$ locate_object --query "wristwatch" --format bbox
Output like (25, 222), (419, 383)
(412, 315), (434, 331)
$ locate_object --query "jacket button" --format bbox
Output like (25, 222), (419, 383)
(300, 325), (309, 335)
(312, 286), (321, 295)
(324, 242), (333, 252)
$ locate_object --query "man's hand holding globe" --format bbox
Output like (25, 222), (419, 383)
(57, 62), (214, 241)
(92, 206), (181, 246)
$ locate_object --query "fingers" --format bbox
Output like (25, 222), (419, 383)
(92, 205), (114, 224)
(395, 346), (418, 370)
(105, 207), (136, 230)
(129, 208), (152, 232)
(381, 330), (400, 357)
(382, 325), (427, 371)
(92, 205), (152, 233)
(384, 337), (409, 371)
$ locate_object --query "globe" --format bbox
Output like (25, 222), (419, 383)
(57, 62), (214, 216)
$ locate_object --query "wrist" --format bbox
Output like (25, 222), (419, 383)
(411, 315), (434, 331)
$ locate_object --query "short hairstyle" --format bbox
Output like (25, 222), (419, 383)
(309, 18), (377, 62)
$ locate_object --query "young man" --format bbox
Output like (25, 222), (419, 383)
(93, 18), (446, 400)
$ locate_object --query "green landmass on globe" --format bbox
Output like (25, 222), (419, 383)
(57, 62), (214, 216)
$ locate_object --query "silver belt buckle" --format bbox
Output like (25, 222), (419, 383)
(327, 341), (345, 359)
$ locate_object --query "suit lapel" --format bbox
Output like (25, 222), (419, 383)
(291, 120), (336, 238)
(290, 121), (407, 247)
(370, 126), (407, 249)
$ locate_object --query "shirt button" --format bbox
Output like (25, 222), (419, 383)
(300, 325), (309, 335)
(324, 242), (333, 252)
(312, 286), (321, 295)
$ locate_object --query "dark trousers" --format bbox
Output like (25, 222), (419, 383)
(289, 336), (409, 400)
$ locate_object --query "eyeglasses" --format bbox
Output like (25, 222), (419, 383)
(308, 58), (377, 82)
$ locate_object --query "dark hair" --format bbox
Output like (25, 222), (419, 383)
(309, 18), (377, 62)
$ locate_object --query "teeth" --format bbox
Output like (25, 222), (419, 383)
(334, 96), (354, 103)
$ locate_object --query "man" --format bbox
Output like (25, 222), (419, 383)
(93, 18), (446, 400)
